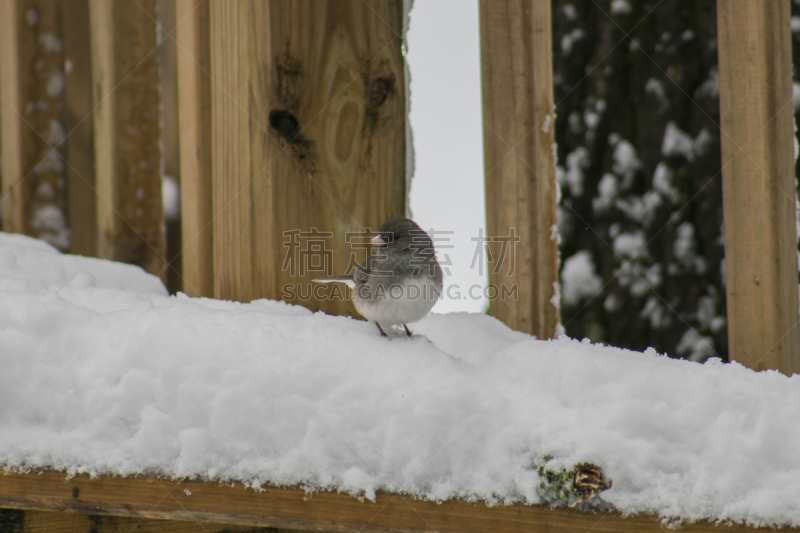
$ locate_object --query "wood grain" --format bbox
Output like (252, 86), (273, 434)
(208, 0), (406, 313)
(717, 0), (800, 374)
(62, 0), (97, 257)
(0, 0), (70, 250)
(0, 470), (795, 533)
(9, 508), (314, 533)
(89, 0), (165, 278)
(176, 0), (213, 298)
(478, 0), (561, 339)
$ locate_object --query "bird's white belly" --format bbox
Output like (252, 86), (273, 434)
(353, 277), (440, 325)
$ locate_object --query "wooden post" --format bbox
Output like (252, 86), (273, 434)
(207, 1), (406, 312)
(717, 0), (800, 374)
(63, 0), (97, 257)
(176, 0), (213, 298)
(0, 0), (71, 250)
(478, 0), (560, 338)
(89, 0), (165, 277)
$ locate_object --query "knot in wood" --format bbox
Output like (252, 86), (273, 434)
(367, 77), (393, 110)
(269, 109), (300, 142)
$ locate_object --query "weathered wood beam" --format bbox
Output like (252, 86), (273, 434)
(176, 0), (213, 298)
(63, 0), (97, 257)
(0, 0), (71, 250)
(208, 0), (406, 312)
(1, 508), (313, 533)
(717, 0), (800, 373)
(0, 470), (793, 533)
(478, 0), (560, 338)
(89, 0), (165, 277)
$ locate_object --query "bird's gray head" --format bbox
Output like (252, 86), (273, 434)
(371, 217), (433, 252)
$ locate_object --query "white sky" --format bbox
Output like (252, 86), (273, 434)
(406, 0), (488, 313)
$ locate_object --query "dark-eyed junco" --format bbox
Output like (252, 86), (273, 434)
(313, 217), (443, 337)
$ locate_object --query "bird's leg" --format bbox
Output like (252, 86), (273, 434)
(403, 324), (413, 337)
(376, 322), (389, 338)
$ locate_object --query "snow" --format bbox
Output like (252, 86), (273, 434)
(610, 0), (632, 16)
(162, 175), (180, 221)
(564, 147), (589, 197)
(653, 162), (679, 204)
(593, 173), (618, 212)
(611, 138), (640, 188)
(645, 78), (668, 109)
(561, 251), (602, 306)
(2, 234), (800, 527)
(561, 28), (584, 56)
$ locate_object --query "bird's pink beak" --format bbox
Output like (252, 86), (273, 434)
(370, 234), (386, 246)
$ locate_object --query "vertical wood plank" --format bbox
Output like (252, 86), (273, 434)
(158, 0), (183, 295)
(717, 0), (800, 374)
(0, 0), (70, 250)
(176, 0), (213, 297)
(208, 0), (406, 313)
(63, 0), (97, 257)
(478, 0), (560, 338)
(89, 0), (165, 277)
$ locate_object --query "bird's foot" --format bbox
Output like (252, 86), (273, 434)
(376, 323), (390, 338)
(403, 324), (413, 337)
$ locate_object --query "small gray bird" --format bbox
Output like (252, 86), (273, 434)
(313, 217), (443, 337)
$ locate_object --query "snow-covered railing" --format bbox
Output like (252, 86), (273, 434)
(0, 470), (794, 533)
(1, 0), (800, 532)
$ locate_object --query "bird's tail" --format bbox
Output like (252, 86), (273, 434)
(312, 276), (356, 289)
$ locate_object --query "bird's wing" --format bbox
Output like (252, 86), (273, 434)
(311, 276), (356, 289)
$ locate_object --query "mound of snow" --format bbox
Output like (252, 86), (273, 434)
(0, 233), (798, 527)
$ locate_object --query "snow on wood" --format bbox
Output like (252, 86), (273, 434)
(0, 233), (799, 528)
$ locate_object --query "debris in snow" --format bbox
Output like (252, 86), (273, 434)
(536, 456), (612, 507)
(561, 251), (603, 306)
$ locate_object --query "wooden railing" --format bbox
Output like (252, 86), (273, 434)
(0, 1), (799, 531)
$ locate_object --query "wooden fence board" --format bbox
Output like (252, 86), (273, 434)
(208, 0), (406, 312)
(62, 0), (97, 257)
(0, 470), (794, 533)
(0, 0), (70, 250)
(176, 0), (213, 298)
(89, 0), (165, 277)
(478, 0), (560, 338)
(717, 0), (800, 373)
